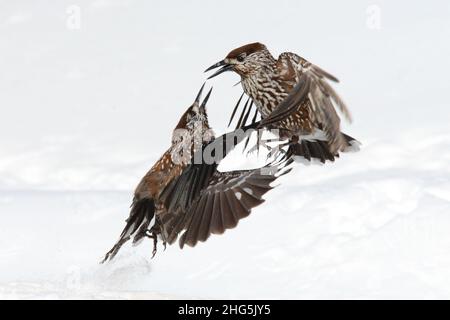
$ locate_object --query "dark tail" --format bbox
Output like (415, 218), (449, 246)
(101, 198), (155, 263)
(287, 132), (360, 163)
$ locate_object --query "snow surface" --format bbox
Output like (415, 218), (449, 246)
(1, 0), (450, 299)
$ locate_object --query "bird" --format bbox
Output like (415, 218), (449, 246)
(102, 84), (292, 262)
(205, 42), (360, 163)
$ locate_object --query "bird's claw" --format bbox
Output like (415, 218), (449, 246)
(145, 230), (158, 259)
(245, 138), (283, 159)
(266, 143), (288, 161)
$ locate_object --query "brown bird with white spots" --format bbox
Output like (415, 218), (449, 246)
(102, 84), (291, 262)
(205, 42), (360, 162)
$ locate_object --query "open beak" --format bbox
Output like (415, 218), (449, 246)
(194, 82), (206, 104)
(193, 83), (212, 113)
(204, 60), (233, 79)
(199, 87), (213, 113)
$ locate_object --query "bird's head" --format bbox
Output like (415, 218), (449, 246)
(175, 83), (212, 132)
(205, 42), (273, 79)
(171, 84), (215, 164)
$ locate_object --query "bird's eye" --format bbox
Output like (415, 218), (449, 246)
(237, 54), (245, 62)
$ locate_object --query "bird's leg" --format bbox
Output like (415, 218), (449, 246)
(151, 234), (157, 258)
(246, 127), (291, 160)
(273, 135), (301, 161)
(246, 137), (281, 157)
(266, 141), (290, 160)
(145, 230), (158, 258)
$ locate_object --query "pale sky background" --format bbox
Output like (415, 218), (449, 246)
(1, 0), (449, 191)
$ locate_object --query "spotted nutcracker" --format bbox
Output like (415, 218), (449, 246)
(205, 42), (360, 162)
(102, 84), (291, 262)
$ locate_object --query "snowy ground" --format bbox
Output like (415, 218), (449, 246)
(1, 132), (449, 299)
(1, 1), (450, 299)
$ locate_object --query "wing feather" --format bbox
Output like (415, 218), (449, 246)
(259, 53), (352, 153)
(176, 162), (290, 248)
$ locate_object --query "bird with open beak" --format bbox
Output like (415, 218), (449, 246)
(102, 84), (292, 262)
(205, 42), (360, 163)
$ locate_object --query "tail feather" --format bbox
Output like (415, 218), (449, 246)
(101, 198), (155, 263)
(132, 214), (152, 246)
(287, 132), (360, 163)
(341, 132), (361, 153)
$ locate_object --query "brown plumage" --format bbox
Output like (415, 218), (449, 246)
(102, 84), (292, 262)
(101, 85), (213, 262)
(205, 42), (360, 162)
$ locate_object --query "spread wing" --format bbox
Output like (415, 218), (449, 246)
(160, 160), (218, 217)
(259, 53), (352, 153)
(159, 123), (262, 241)
(159, 124), (258, 213)
(171, 160), (292, 248)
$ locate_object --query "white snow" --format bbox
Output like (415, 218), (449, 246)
(1, 0), (450, 299)
(3, 134), (450, 299)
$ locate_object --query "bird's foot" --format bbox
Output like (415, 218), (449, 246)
(277, 141), (301, 162)
(266, 142), (289, 161)
(145, 230), (158, 259)
(245, 138), (281, 158)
